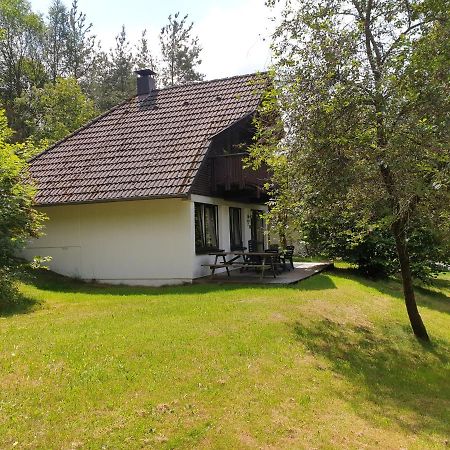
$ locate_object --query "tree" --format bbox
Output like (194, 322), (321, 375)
(253, 0), (450, 341)
(110, 25), (135, 96)
(0, 0), (46, 136)
(135, 29), (157, 72)
(91, 25), (135, 110)
(297, 210), (449, 281)
(159, 12), (203, 87)
(0, 109), (45, 306)
(15, 77), (97, 144)
(45, 0), (68, 83)
(65, 0), (97, 81)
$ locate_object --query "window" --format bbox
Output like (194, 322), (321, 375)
(195, 203), (219, 253)
(229, 207), (243, 250)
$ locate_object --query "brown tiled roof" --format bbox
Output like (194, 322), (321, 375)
(30, 72), (267, 205)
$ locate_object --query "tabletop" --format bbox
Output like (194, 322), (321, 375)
(208, 251), (278, 257)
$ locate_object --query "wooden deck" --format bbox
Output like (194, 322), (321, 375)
(194, 262), (333, 285)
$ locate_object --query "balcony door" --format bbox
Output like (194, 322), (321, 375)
(250, 210), (265, 251)
(229, 207), (243, 250)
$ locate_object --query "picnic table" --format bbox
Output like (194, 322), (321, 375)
(203, 250), (279, 279)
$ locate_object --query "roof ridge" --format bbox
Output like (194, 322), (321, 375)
(151, 71), (269, 93)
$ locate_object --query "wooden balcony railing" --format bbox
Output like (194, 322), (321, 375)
(211, 153), (268, 193)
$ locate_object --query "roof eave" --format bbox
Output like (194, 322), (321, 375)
(34, 192), (190, 207)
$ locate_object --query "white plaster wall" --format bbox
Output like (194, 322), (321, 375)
(21, 196), (268, 285)
(189, 194), (268, 279)
(21, 199), (194, 286)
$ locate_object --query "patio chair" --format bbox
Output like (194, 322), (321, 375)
(264, 247), (283, 273)
(247, 239), (259, 254)
(243, 239), (262, 271)
(280, 245), (295, 271)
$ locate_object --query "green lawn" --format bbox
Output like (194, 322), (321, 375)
(1, 269), (449, 449)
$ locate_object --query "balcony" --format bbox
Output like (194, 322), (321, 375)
(210, 153), (268, 201)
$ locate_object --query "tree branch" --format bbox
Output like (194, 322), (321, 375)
(383, 20), (429, 63)
(352, 0), (381, 80)
(364, 0), (383, 67)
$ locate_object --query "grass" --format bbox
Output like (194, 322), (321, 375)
(1, 268), (449, 449)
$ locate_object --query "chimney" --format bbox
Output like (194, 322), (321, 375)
(135, 69), (156, 96)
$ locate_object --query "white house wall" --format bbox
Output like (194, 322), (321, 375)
(189, 194), (268, 279)
(21, 199), (194, 286)
(22, 196), (268, 286)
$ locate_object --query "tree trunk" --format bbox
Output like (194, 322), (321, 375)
(279, 230), (287, 249)
(392, 221), (430, 341)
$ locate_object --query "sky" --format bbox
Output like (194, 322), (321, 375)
(30, 0), (278, 80)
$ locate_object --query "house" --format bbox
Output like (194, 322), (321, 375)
(21, 70), (270, 286)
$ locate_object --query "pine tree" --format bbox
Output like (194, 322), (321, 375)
(159, 12), (203, 87)
(65, 0), (97, 80)
(135, 29), (157, 72)
(45, 0), (69, 82)
(92, 25), (135, 110)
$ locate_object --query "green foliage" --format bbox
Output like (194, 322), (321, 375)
(15, 77), (97, 144)
(0, 0), (47, 137)
(408, 225), (450, 282)
(1, 1), (206, 137)
(135, 28), (157, 72)
(88, 25), (139, 111)
(250, 72), (296, 246)
(45, 0), (69, 82)
(65, 0), (97, 80)
(0, 110), (45, 305)
(304, 216), (448, 281)
(252, 0), (450, 284)
(102, 25), (136, 107)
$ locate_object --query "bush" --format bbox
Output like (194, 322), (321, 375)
(303, 216), (449, 282)
(0, 110), (45, 307)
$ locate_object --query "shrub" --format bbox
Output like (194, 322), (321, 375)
(0, 110), (45, 307)
(303, 216), (449, 282)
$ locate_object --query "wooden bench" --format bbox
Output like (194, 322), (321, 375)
(236, 262), (276, 278)
(202, 264), (234, 268)
(202, 261), (275, 279)
(201, 263), (271, 269)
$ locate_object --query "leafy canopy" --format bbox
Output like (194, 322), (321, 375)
(15, 77), (97, 144)
(254, 0), (450, 277)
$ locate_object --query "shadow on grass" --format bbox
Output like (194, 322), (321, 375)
(330, 267), (450, 316)
(291, 273), (337, 291)
(22, 269), (240, 296)
(293, 318), (450, 438)
(431, 276), (450, 291)
(0, 293), (41, 317)
(21, 268), (337, 297)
